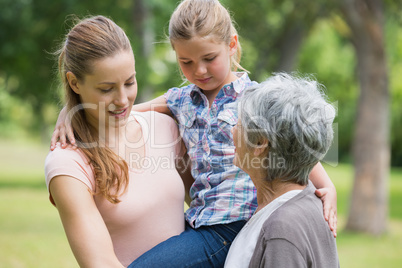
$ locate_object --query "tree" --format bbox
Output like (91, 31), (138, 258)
(340, 0), (390, 235)
(229, 0), (392, 234)
(226, 0), (335, 81)
(0, 0), (172, 138)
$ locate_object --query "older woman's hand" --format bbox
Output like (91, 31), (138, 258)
(315, 186), (337, 237)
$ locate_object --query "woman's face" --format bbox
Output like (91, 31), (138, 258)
(72, 50), (137, 131)
(232, 118), (269, 180)
(232, 118), (252, 172)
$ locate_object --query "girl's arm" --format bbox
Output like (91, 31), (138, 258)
(50, 106), (74, 150)
(49, 176), (124, 268)
(309, 162), (337, 237)
(50, 95), (171, 150)
(133, 95), (172, 116)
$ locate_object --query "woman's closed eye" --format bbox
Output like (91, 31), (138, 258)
(125, 81), (136, 87)
(99, 87), (113, 93)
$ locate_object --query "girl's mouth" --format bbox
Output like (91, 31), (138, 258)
(197, 77), (211, 84)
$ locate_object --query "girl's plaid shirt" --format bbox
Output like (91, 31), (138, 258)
(165, 73), (258, 228)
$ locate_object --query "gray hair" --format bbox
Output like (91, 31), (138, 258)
(239, 72), (336, 185)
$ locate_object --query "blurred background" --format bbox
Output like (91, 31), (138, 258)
(0, 0), (401, 267)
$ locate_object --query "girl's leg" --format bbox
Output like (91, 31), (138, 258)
(128, 220), (246, 268)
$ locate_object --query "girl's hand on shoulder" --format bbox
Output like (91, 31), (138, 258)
(50, 106), (76, 150)
(315, 186), (337, 238)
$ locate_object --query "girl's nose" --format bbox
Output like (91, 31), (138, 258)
(194, 63), (207, 76)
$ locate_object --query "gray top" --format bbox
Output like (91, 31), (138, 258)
(249, 182), (340, 268)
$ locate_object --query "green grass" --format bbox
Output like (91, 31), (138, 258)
(323, 163), (402, 220)
(336, 219), (402, 268)
(0, 188), (77, 268)
(323, 163), (402, 267)
(0, 140), (77, 268)
(1, 139), (402, 267)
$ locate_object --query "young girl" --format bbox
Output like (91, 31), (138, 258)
(51, 1), (337, 266)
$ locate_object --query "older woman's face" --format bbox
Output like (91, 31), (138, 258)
(232, 119), (251, 172)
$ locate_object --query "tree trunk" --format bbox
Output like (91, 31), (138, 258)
(132, 0), (154, 103)
(132, 0), (152, 57)
(275, 24), (306, 73)
(254, 18), (307, 79)
(341, 0), (390, 235)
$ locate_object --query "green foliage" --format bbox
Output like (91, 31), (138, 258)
(0, 0), (179, 136)
(1, 0), (402, 165)
(225, 0), (336, 79)
(297, 18), (357, 162)
(386, 17), (402, 166)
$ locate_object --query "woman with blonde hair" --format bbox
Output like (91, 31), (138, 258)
(45, 15), (188, 267)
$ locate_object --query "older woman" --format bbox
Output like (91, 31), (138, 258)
(225, 73), (339, 267)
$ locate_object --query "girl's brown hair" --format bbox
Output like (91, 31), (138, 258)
(56, 15), (131, 203)
(169, 0), (246, 72)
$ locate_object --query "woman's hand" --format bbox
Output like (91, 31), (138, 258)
(50, 106), (76, 150)
(315, 186), (337, 238)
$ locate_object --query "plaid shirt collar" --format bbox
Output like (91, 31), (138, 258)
(188, 72), (249, 103)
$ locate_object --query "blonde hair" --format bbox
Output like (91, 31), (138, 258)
(169, 0), (245, 72)
(56, 15), (131, 203)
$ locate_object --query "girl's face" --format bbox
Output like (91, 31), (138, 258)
(172, 35), (238, 99)
(68, 50), (137, 132)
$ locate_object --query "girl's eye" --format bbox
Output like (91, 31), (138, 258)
(205, 56), (216, 62)
(181, 61), (191, 65)
(125, 81), (135, 87)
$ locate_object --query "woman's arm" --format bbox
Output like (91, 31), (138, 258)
(309, 162), (337, 237)
(175, 141), (194, 206)
(49, 176), (124, 268)
(176, 153), (194, 206)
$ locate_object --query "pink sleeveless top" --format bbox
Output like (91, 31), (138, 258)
(45, 112), (185, 266)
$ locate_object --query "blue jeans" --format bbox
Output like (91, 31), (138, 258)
(127, 220), (246, 268)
